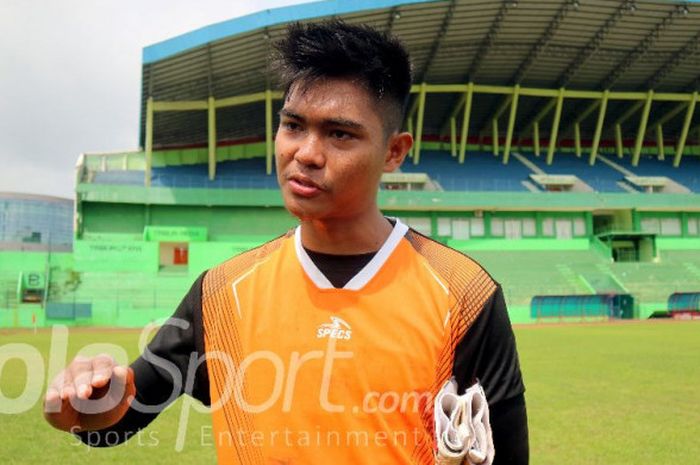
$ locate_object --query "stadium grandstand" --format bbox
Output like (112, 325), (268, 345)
(3, 0), (700, 329)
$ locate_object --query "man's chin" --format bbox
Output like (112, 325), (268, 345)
(284, 199), (326, 222)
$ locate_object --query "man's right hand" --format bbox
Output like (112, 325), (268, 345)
(43, 354), (136, 433)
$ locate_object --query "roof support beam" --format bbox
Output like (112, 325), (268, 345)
(145, 96), (153, 187)
(647, 101), (687, 133)
(589, 90), (609, 166)
(438, 1), (511, 134)
(415, 0), (456, 83)
(207, 96), (217, 180)
(450, 117), (457, 157)
(674, 91), (698, 167)
(519, 98), (556, 140)
(600, 5), (686, 91)
(644, 30), (700, 90)
(458, 82), (474, 164)
(533, 121), (540, 157)
(632, 90), (654, 166)
(413, 83), (428, 165)
(574, 123), (581, 158)
(555, 2), (631, 89)
(546, 88), (565, 165)
(265, 89), (273, 175)
(614, 100), (645, 128)
(485, 1), (573, 140)
(519, 2), (630, 142)
(656, 124), (665, 161)
(385, 7), (400, 33)
(503, 85), (520, 164)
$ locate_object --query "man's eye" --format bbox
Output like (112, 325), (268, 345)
(284, 121), (301, 131)
(330, 130), (353, 140)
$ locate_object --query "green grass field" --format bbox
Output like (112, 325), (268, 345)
(0, 321), (698, 464)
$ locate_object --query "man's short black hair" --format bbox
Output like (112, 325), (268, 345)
(273, 20), (413, 134)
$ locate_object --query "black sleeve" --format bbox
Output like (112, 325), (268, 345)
(75, 271), (210, 447)
(452, 283), (529, 465)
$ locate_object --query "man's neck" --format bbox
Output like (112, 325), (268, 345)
(300, 210), (393, 255)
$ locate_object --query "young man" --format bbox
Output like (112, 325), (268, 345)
(44, 21), (528, 464)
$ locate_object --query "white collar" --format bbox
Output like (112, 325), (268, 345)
(294, 218), (409, 291)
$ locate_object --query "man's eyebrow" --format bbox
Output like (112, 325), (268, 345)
(279, 109), (366, 131)
(279, 109), (303, 120)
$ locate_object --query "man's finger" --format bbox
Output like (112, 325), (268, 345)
(58, 369), (74, 400)
(90, 354), (115, 388)
(69, 356), (93, 400)
(44, 386), (62, 413)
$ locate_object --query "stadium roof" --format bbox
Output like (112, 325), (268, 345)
(139, 0), (700, 151)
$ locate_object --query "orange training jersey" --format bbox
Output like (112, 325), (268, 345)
(200, 219), (497, 465)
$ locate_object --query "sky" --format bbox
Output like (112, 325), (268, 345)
(0, 0), (312, 199)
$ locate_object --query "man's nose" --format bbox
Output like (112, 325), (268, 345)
(294, 133), (325, 168)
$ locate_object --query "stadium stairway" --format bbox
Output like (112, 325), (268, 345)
(517, 151), (629, 192)
(614, 154), (700, 193)
(464, 249), (606, 307)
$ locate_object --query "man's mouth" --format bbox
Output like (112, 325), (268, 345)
(288, 174), (323, 198)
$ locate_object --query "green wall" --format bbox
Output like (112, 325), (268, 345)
(73, 240), (158, 272)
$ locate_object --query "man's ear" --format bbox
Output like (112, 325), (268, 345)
(383, 132), (413, 172)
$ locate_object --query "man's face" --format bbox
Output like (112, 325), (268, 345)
(275, 78), (401, 222)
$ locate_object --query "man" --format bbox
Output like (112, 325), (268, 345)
(44, 21), (528, 464)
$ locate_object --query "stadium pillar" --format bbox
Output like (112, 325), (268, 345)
(533, 122), (540, 156)
(413, 83), (427, 165)
(632, 90), (654, 167)
(589, 90), (609, 166)
(407, 117), (414, 159)
(458, 82), (474, 164)
(145, 97), (153, 187)
(673, 91), (698, 168)
(546, 88), (565, 165)
(574, 123), (581, 158)
(656, 124), (665, 160)
(265, 89), (273, 175)
(208, 96), (217, 180)
(491, 118), (499, 156)
(450, 117), (457, 157)
(615, 124), (624, 158)
(502, 84), (520, 165)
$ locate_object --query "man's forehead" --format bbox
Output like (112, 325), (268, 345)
(283, 78), (382, 123)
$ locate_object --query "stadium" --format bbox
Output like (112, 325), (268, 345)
(1, 1), (700, 464)
(3, 0), (700, 327)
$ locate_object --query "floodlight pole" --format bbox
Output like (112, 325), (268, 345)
(632, 90), (654, 167)
(503, 84), (520, 164)
(145, 97), (154, 187)
(208, 96), (217, 180)
(674, 91), (698, 167)
(458, 82), (474, 164)
(546, 88), (565, 165)
(265, 89), (273, 175)
(589, 89), (609, 165)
